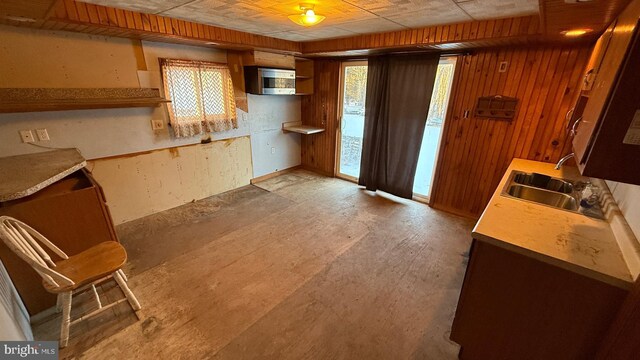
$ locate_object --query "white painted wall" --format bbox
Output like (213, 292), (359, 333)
(0, 25), (302, 223)
(607, 181), (640, 239)
(248, 94), (301, 178)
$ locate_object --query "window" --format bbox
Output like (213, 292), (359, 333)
(160, 58), (237, 138)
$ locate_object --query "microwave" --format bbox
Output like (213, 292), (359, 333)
(244, 67), (296, 95)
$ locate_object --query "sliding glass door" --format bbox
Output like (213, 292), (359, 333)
(336, 57), (456, 202)
(337, 61), (368, 180)
(413, 58), (457, 200)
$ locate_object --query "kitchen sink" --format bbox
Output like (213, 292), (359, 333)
(499, 170), (604, 217)
(512, 172), (573, 194)
(505, 184), (579, 211)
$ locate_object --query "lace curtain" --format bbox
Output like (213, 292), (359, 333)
(160, 59), (237, 138)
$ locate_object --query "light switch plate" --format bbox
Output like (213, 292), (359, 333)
(151, 119), (164, 130)
(19, 130), (35, 143)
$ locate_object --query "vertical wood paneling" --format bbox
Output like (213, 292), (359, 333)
(300, 16), (543, 55)
(300, 60), (340, 176)
(39, 0), (302, 53)
(430, 44), (592, 218)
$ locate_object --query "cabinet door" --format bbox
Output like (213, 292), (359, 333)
(582, 21), (615, 92)
(573, 18), (634, 162)
(581, 21), (640, 183)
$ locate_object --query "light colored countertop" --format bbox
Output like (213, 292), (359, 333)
(0, 149), (86, 202)
(473, 158), (634, 289)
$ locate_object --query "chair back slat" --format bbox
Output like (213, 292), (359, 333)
(4, 223), (46, 267)
(0, 216), (74, 289)
(18, 222), (68, 260)
(15, 224), (56, 267)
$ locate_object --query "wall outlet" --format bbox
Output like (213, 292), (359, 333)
(151, 119), (164, 130)
(36, 129), (50, 141)
(19, 130), (35, 143)
(271, 147), (276, 154)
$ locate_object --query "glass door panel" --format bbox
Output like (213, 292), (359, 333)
(413, 58), (457, 199)
(337, 61), (368, 180)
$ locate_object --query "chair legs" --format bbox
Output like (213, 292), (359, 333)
(117, 269), (128, 282)
(59, 291), (72, 348)
(57, 270), (141, 348)
(114, 270), (141, 311)
(55, 293), (63, 313)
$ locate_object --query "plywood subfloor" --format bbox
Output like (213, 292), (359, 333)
(32, 170), (474, 359)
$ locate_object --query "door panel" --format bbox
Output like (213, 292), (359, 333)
(337, 61), (368, 180)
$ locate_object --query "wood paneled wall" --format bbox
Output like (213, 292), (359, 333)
(430, 44), (592, 218)
(300, 60), (341, 176)
(302, 16), (543, 55)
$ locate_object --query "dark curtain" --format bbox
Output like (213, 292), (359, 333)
(358, 54), (440, 199)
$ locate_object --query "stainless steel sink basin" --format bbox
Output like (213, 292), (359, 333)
(501, 170), (603, 218)
(512, 172), (573, 194)
(506, 184), (579, 211)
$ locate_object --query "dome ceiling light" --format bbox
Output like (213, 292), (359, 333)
(288, 4), (326, 27)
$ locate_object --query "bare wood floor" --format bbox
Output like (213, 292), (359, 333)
(33, 170), (474, 359)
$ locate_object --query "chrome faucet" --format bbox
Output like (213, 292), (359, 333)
(555, 153), (575, 170)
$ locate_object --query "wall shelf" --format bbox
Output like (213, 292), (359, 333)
(295, 58), (314, 95)
(0, 88), (170, 113)
(282, 121), (325, 135)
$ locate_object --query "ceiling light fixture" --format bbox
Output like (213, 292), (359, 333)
(288, 4), (326, 27)
(562, 28), (592, 37)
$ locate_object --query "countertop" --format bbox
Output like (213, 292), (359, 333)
(473, 158), (634, 289)
(0, 149), (86, 202)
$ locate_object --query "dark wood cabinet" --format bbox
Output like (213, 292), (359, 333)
(0, 169), (118, 315)
(451, 240), (627, 359)
(571, 1), (640, 184)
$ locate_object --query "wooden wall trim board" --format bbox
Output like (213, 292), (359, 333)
(25, 0), (302, 54)
(301, 16), (544, 55)
(250, 165), (301, 184)
(429, 44), (592, 217)
(227, 50), (249, 112)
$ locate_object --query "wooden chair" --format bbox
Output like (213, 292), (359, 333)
(0, 216), (141, 348)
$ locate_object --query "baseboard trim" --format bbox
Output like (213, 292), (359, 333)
(429, 202), (480, 220)
(300, 165), (334, 177)
(250, 165), (302, 184)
